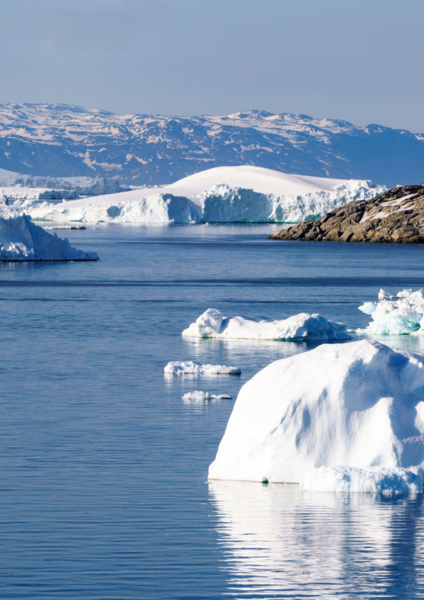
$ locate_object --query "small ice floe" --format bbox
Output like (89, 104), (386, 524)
(358, 288), (424, 335)
(301, 466), (423, 495)
(182, 391), (232, 403)
(43, 225), (87, 230)
(182, 308), (350, 341)
(164, 361), (241, 375)
(208, 339), (424, 490)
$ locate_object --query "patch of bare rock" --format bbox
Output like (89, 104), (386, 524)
(269, 184), (424, 244)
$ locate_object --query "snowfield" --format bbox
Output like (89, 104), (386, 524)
(182, 308), (350, 341)
(358, 288), (424, 335)
(0, 204), (98, 261)
(28, 166), (384, 225)
(208, 340), (424, 493)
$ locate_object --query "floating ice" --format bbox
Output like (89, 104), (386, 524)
(182, 391), (232, 402)
(358, 288), (424, 335)
(0, 204), (98, 261)
(183, 308), (350, 341)
(301, 466), (423, 495)
(164, 360), (241, 375)
(28, 166), (383, 224)
(208, 340), (424, 485)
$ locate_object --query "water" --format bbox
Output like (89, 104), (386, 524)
(1, 224), (424, 599)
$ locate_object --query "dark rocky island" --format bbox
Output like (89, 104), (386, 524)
(269, 184), (424, 244)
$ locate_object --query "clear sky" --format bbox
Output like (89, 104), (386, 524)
(1, 0), (424, 131)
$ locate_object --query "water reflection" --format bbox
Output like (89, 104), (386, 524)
(209, 481), (424, 598)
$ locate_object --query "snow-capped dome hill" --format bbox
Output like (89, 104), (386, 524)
(29, 165), (384, 224)
(0, 103), (423, 187)
(208, 340), (424, 493)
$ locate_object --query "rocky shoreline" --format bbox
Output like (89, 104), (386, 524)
(269, 184), (424, 244)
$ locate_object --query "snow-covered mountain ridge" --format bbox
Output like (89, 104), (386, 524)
(0, 104), (423, 187)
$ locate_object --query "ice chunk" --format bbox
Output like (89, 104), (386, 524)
(358, 288), (424, 335)
(301, 466), (423, 495)
(164, 360), (241, 375)
(182, 391), (232, 402)
(208, 340), (424, 484)
(0, 206), (98, 261)
(183, 309), (350, 341)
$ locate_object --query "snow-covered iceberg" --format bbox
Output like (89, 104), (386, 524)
(358, 288), (424, 335)
(28, 166), (384, 224)
(182, 391), (232, 402)
(208, 340), (424, 489)
(0, 204), (98, 261)
(182, 308), (350, 341)
(164, 361), (241, 375)
(301, 466), (423, 495)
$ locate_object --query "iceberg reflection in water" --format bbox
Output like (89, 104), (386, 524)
(209, 481), (424, 598)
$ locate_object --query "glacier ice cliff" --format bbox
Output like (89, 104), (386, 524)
(21, 167), (384, 225)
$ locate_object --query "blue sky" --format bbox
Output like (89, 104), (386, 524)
(1, 0), (423, 130)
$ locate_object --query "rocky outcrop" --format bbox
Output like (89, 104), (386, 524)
(269, 184), (424, 244)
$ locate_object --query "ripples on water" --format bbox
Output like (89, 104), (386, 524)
(1, 224), (424, 598)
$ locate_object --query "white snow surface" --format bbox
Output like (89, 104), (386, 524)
(0, 203), (98, 261)
(28, 166), (384, 224)
(301, 466), (423, 495)
(182, 391), (232, 402)
(182, 308), (350, 341)
(164, 361), (241, 375)
(208, 340), (424, 487)
(358, 289), (424, 335)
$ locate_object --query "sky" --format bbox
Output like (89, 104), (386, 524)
(1, 0), (424, 131)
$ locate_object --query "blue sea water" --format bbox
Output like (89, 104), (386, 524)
(1, 224), (424, 599)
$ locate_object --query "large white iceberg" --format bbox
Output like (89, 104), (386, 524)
(28, 166), (384, 224)
(164, 361), (241, 375)
(358, 288), (424, 335)
(208, 340), (424, 487)
(182, 308), (350, 341)
(0, 204), (98, 261)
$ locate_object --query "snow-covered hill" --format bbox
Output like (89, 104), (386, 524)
(29, 166), (384, 224)
(0, 104), (423, 187)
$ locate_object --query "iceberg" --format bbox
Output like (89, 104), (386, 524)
(182, 391), (232, 402)
(164, 361), (241, 375)
(358, 288), (424, 335)
(208, 340), (424, 487)
(301, 466), (423, 495)
(182, 308), (350, 341)
(0, 204), (98, 261)
(28, 166), (384, 224)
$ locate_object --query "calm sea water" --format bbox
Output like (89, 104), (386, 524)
(1, 224), (424, 599)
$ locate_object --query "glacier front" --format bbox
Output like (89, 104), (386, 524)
(208, 340), (424, 492)
(28, 166), (384, 225)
